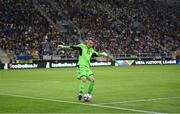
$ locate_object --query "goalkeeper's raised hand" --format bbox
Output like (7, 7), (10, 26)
(101, 52), (108, 57)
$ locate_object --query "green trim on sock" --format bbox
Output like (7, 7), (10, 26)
(88, 82), (94, 94)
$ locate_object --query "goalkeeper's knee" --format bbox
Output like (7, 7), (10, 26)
(81, 77), (86, 83)
(89, 76), (95, 83)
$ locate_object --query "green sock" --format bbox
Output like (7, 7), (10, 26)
(88, 82), (94, 94)
(79, 82), (85, 93)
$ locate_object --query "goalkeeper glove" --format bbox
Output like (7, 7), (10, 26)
(57, 45), (64, 49)
(101, 52), (108, 57)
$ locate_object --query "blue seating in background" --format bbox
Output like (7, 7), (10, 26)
(16, 56), (32, 60)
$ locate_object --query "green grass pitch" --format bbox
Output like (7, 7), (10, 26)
(0, 65), (180, 113)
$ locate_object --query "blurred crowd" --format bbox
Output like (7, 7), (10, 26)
(0, 0), (179, 60)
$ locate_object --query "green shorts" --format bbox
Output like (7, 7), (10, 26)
(77, 65), (94, 80)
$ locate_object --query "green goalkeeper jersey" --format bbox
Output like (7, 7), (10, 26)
(63, 43), (103, 68)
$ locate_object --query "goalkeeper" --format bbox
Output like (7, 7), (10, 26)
(58, 37), (108, 100)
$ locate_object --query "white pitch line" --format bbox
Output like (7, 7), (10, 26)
(0, 93), (162, 114)
(99, 96), (180, 105)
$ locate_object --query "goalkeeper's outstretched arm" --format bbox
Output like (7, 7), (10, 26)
(57, 44), (82, 50)
(92, 51), (108, 57)
(58, 44), (109, 57)
(57, 45), (71, 50)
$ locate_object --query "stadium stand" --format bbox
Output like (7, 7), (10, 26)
(0, 0), (179, 63)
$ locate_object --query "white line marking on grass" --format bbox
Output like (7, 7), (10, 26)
(99, 96), (180, 105)
(0, 93), (162, 114)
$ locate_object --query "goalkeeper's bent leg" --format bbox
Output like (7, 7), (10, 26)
(79, 77), (86, 100)
(88, 76), (95, 94)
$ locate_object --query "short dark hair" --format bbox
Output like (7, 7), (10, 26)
(87, 37), (94, 42)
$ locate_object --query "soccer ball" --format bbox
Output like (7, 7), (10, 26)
(83, 94), (92, 102)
